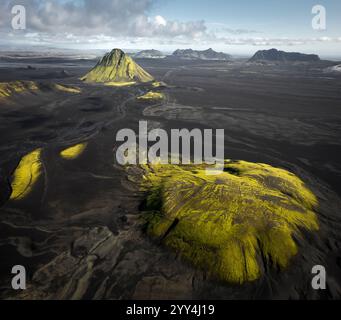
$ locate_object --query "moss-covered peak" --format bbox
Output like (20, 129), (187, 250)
(98, 49), (125, 66)
(81, 49), (154, 84)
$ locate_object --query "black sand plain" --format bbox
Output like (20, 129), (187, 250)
(0, 56), (341, 299)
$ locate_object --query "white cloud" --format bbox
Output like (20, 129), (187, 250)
(154, 15), (167, 27)
(0, 0), (339, 52)
(0, 0), (205, 40)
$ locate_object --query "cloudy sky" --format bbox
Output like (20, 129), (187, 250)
(0, 0), (340, 57)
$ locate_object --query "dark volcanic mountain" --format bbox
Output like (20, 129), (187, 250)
(249, 48), (320, 62)
(172, 48), (231, 61)
(81, 48), (154, 83)
(134, 50), (165, 59)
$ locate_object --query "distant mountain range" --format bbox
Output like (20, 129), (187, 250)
(81, 49), (154, 83)
(172, 48), (231, 61)
(79, 48), (329, 86)
(132, 48), (232, 61)
(249, 48), (320, 62)
(133, 50), (166, 59)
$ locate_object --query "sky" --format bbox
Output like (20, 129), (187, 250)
(0, 0), (340, 58)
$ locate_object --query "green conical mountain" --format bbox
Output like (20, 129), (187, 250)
(81, 49), (154, 83)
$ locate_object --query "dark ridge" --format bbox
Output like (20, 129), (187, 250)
(249, 48), (320, 62)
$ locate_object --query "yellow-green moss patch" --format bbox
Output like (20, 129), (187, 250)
(60, 143), (87, 160)
(0, 81), (82, 99)
(0, 81), (39, 99)
(53, 84), (81, 94)
(152, 81), (166, 88)
(10, 149), (43, 200)
(105, 81), (136, 87)
(140, 160), (319, 284)
(138, 91), (165, 100)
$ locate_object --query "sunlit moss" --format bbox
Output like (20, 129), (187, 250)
(138, 91), (165, 100)
(105, 81), (136, 87)
(10, 149), (43, 200)
(0, 81), (82, 99)
(140, 160), (319, 284)
(53, 84), (81, 94)
(0, 81), (39, 98)
(60, 143), (87, 160)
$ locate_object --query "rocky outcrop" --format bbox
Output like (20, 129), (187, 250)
(250, 48), (320, 62)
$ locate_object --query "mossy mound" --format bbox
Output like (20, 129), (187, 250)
(10, 149), (43, 200)
(0, 81), (39, 98)
(81, 49), (154, 84)
(60, 143), (87, 160)
(0, 81), (81, 99)
(138, 91), (165, 100)
(141, 161), (319, 284)
(52, 84), (81, 94)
